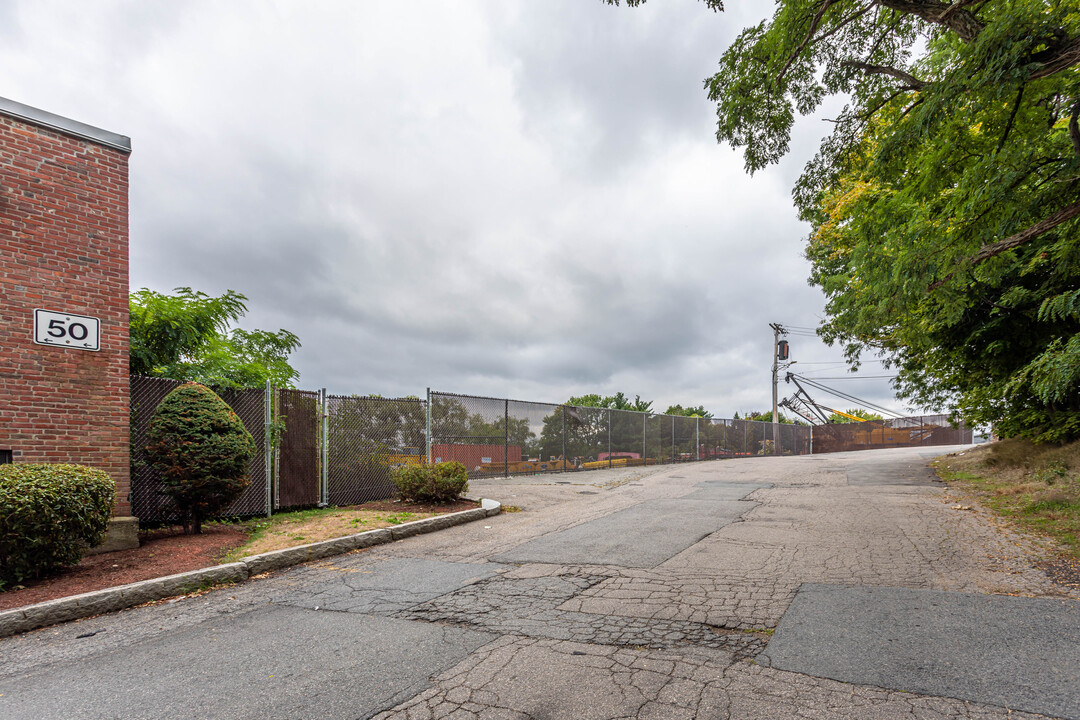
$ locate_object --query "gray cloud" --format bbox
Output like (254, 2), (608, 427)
(1, 0), (910, 417)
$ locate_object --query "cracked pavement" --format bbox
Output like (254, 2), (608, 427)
(2, 446), (1078, 719)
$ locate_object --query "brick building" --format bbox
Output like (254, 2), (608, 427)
(0, 97), (136, 548)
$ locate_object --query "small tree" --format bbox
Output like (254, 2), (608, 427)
(146, 382), (257, 533)
(130, 287), (301, 389)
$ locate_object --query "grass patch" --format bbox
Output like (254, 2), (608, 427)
(215, 506), (443, 563)
(936, 438), (1080, 558)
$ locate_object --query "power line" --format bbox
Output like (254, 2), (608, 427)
(792, 361), (856, 366)
(796, 375), (897, 380)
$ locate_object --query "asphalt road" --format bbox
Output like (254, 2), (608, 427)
(2, 445), (1078, 719)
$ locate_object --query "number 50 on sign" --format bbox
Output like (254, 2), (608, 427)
(33, 309), (101, 351)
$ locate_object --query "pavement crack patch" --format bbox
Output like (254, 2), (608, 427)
(394, 568), (767, 657)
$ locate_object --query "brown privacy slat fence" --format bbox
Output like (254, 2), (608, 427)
(809, 414), (972, 454)
(128, 377), (971, 523)
(129, 376), (269, 523)
(276, 389), (319, 509)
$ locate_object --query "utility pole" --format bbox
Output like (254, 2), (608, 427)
(769, 323), (786, 455)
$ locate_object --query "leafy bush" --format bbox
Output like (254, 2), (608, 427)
(0, 464), (115, 589)
(392, 462), (468, 503)
(145, 382), (257, 533)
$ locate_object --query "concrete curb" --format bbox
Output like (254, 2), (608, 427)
(0, 499), (501, 639)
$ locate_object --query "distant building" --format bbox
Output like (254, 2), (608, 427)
(431, 443), (522, 469)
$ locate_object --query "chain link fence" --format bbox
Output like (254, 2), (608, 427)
(810, 413), (971, 453)
(130, 378), (968, 523)
(129, 375), (269, 523)
(276, 388), (320, 509)
(428, 391), (811, 477)
(326, 394), (426, 506)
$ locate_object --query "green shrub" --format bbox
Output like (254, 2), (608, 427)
(392, 461), (468, 503)
(145, 382), (257, 533)
(0, 464), (115, 589)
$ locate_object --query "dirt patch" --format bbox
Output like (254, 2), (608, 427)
(230, 498), (480, 558)
(937, 442), (1080, 565)
(0, 498), (480, 612)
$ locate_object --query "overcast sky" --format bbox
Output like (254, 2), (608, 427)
(2, 0), (911, 418)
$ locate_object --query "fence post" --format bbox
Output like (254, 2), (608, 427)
(319, 388), (329, 507)
(608, 409), (612, 469)
(426, 387), (432, 464)
(273, 389), (280, 510)
(264, 380), (272, 517)
(671, 416), (675, 463)
(561, 405), (567, 473)
(504, 398), (509, 478)
(696, 417), (700, 461)
(635, 414), (643, 464)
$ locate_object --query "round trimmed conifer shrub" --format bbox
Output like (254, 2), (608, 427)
(145, 382), (257, 533)
(0, 464), (115, 589)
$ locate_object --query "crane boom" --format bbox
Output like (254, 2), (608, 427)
(823, 406), (869, 423)
(785, 373), (871, 423)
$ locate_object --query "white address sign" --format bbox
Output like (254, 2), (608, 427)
(33, 309), (101, 351)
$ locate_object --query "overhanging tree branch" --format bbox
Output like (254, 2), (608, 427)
(777, 0), (839, 83)
(875, 0), (983, 42)
(995, 84), (1025, 154)
(938, 0), (988, 21)
(1071, 101), (1080, 157)
(1029, 35), (1080, 79)
(971, 198), (1080, 266)
(842, 60), (927, 89)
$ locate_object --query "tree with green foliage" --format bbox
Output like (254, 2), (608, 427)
(826, 408), (885, 424)
(130, 287), (301, 389)
(531, 392), (651, 462)
(145, 382), (257, 533)
(745, 410), (796, 425)
(429, 396), (536, 449)
(663, 404), (713, 418)
(567, 392), (654, 413)
(610, 1), (1080, 442)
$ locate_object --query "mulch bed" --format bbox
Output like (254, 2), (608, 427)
(0, 524), (249, 612)
(0, 498), (479, 612)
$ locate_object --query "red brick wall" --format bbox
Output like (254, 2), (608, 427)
(0, 113), (131, 515)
